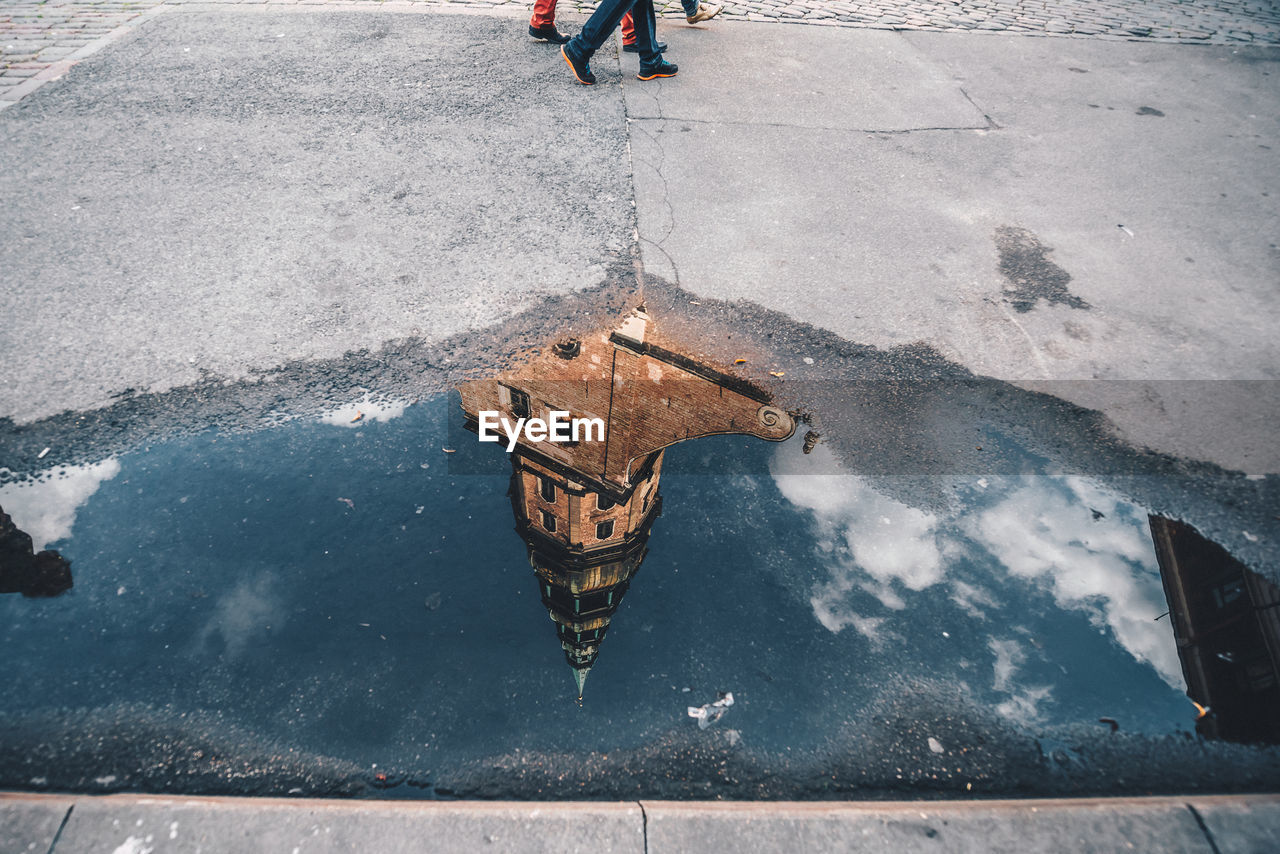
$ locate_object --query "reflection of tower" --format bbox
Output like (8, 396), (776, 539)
(460, 309), (796, 697)
(1150, 516), (1280, 744)
(512, 447), (662, 699)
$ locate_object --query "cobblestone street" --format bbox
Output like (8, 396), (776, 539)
(3, 0), (1279, 106)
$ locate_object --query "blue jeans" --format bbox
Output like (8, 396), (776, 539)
(567, 0), (662, 67)
(681, 0), (699, 15)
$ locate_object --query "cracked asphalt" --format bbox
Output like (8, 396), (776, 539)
(4, 0), (1280, 104)
(620, 23), (1280, 476)
(2, 5), (1278, 472)
(1, 3), (1279, 833)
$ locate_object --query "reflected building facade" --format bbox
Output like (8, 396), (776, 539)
(459, 309), (796, 698)
(1150, 516), (1280, 744)
(0, 505), (73, 598)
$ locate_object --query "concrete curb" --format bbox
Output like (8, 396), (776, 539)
(2, 792), (1278, 853)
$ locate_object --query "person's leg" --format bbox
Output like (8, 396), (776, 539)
(634, 0), (676, 78)
(684, 0), (722, 22)
(566, 0), (635, 61)
(530, 0), (556, 28)
(623, 9), (668, 52)
(530, 0), (570, 42)
(631, 0), (660, 67)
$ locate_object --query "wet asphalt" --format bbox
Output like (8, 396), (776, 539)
(1, 8), (1278, 802)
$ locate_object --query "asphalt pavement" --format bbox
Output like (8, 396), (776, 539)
(622, 22), (1280, 473)
(2, 4), (1277, 472)
(1, 1), (1279, 849)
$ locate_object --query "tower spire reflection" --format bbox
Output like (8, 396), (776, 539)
(460, 309), (796, 697)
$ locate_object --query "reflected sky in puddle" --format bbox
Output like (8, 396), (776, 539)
(775, 449), (1185, 728)
(1, 311), (1276, 799)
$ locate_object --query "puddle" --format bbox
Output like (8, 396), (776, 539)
(1, 306), (1278, 800)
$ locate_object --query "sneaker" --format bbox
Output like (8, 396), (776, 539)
(529, 24), (571, 44)
(562, 45), (596, 85)
(623, 41), (668, 53)
(637, 59), (678, 80)
(686, 3), (722, 23)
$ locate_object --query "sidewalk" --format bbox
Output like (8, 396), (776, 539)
(4, 0), (1280, 107)
(1, 1), (1278, 847)
(3, 5), (1277, 474)
(4, 791), (1279, 852)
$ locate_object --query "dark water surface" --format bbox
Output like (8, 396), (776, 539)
(1, 392), (1278, 799)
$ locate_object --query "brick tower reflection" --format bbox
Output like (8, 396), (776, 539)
(459, 309), (796, 699)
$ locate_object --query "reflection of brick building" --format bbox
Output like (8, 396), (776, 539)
(1150, 516), (1280, 744)
(459, 310), (796, 697)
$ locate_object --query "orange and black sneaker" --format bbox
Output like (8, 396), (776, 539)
(637, 59), (678, 81)
(562, 45), (596, 85)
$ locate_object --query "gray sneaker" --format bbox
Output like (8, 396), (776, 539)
(687, 3), (723, 23)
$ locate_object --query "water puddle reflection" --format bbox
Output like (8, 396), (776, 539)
(1, 308), (1277, 799)
(459, 309), (796, 700)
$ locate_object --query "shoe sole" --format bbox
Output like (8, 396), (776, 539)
(636, 70), (678, 80)
(562, 46), (595, 85)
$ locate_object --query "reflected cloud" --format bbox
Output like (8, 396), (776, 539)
(951, 580), (999, 620)
(808, 596), (887, 643)
(194, 572), (284, 662)
(986, 636), (1054, 725)
(0, 459), (122, 551)
(772, 440), (1184, 691)
(989, 637), (1024, 693)
(773, 443), (945, 615)
(995, 685), (1054, 727)
(967, 478), (1182, 689)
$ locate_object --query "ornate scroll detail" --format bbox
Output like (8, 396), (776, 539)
(757, 405), (791, 431)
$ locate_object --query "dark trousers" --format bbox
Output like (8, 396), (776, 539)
(623, 0), (697, 40)
(567, 0), (661, 67)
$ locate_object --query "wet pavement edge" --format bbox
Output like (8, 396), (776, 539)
(2, 791), (1279, 852)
